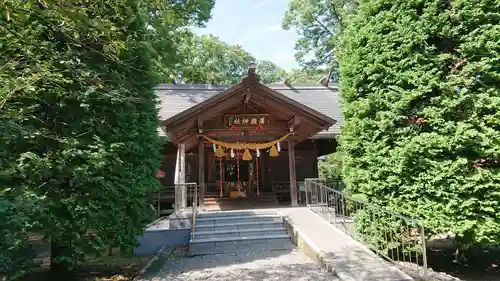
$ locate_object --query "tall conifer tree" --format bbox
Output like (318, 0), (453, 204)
(340, 0), (500, 246)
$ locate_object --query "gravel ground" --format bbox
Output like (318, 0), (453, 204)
(140, 248), (339, 281)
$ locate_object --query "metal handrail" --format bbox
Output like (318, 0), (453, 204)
(304, 178), (428, 280)
(173, 182), (197, 213)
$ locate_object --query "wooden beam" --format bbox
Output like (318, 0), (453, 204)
(244, 89), (252, 104)
(198, 137), (205, 210)
(204, 130), (245, 138)
(201, 125), (289, 133)
(168, 132), (179, 147)
(288, 116), (301, 131)
(177, 121), (314, 145)
(197, 118), (203, 133)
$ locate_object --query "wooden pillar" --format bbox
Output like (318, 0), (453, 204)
(179, 143), (186, 184)
(207, 151), (215, 191)
(288, 140), (298, 206)
(180, 143), (186, 208)
(174, 143), (186, 209)
(173, 144), (183, 211)
(198, 138), (205, 210)
(174, 147), (180, 184)
(248, 159), (255, 197)
(262, 154), (268, 192)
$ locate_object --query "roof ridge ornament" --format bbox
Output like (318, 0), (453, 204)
(241, 61), (260, 84)
(247, 61), (257, 75)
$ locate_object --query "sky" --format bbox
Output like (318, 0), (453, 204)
(192, 0), (299, 70)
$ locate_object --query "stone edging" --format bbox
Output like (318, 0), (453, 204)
(280, 215), (342, 279)
(133, 245), (169, 281)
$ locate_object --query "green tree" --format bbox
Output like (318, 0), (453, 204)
(285, 68), (330, 84)
(165, 33), (288, 84)
(257, 60), (288, 84)
(174, 33), (256, 84)
(319, 151), (343, 182)
(282, 0), (357, 75)
(340, 0), (500, 247)
(0, 0), (213, 279)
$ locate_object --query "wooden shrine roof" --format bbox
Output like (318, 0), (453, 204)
(156, 83), (343, 139)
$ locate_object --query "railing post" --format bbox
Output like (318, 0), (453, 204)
(321, 180), (325, 215)
(181, 183), (187, 209)
(340, 194), (346, 226)
(333, 190), (337, 223)
(174, 183), (180, 214)
(420, 224), (428, 279)
(312, 180), (316, 208)
(305, 179), (309, 207)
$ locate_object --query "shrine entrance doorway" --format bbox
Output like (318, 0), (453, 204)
(213, 152), (271, 199)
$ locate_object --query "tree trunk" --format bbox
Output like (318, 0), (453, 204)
(50, 238), (76, 281)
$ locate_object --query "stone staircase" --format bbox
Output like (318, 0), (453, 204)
(189, 209), (293, 255)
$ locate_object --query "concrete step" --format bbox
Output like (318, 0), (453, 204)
(193, 227), (287, 240)
(196, 215), (282, 227)
(197, 209), (279, 218)
(194, 220), (284, 232)
(189, 235), (292, 255)
(189, 239), (295, 255)
(197, 212), (279, 221)
(191, 233), (289, 243)
(188, 209), (292, 256)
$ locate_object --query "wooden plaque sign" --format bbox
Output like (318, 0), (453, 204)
(224, 114), (269, 128)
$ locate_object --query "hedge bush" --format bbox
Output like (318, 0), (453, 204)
(340, 0), (500, 247)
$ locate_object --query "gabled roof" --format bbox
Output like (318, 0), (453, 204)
(156, 83), (343, 138)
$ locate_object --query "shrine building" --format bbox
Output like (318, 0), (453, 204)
(156, 63), (342, 211)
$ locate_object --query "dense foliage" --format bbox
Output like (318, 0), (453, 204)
(282, 0), (357, 84)
(318, 151), (343, 182)
(257, 60), (288, 84)
(340, 0), (500, 247)
(173, 33), (255, 84)
(284, 68), (330, 84)
(169, 32), (288, 84)
(0, 0), (213, 279)
(282, 0), (357, 68)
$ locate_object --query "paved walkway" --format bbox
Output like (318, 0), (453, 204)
(279, 208), (413, 281)
(136, 246), (338, 281)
